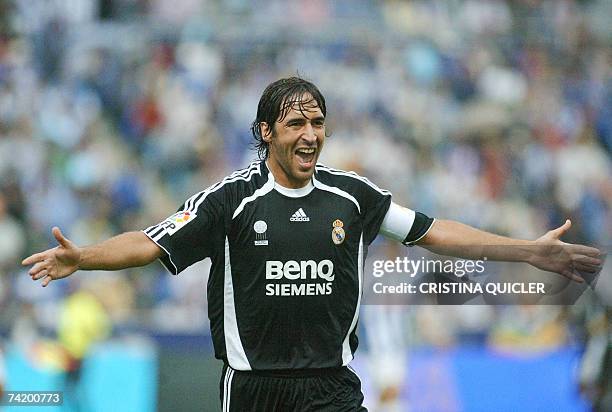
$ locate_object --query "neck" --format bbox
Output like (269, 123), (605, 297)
(265, 159), (312, 189)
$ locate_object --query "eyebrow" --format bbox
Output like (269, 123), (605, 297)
(284, 115), (325, 123)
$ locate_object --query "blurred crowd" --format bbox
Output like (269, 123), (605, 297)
(0, 0), (610, 405)
(1, 0), (611, 330)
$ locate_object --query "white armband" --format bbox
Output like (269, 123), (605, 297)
(379, 202), (416, 242)
(379, 202), (435, 245)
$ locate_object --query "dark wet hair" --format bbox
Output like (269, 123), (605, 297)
(251, 77), (327, 160)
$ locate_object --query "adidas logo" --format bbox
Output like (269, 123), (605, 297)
(290, 208), (310, 222)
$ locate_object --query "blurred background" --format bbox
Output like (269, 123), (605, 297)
(0, 0), (610, 411)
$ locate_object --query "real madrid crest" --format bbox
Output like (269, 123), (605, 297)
(332, 219), (345, 245)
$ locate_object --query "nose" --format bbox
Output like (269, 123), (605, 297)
(302, 122), (317, 143)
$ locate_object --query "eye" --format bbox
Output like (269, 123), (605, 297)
(287, 120), (303, 128)
(313, 119), (325, 127)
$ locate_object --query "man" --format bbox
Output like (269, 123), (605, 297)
(23, 77), (602, 411)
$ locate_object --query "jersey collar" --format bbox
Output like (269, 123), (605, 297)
(274, 180), (314, 198)
(263, 160), (315, 198)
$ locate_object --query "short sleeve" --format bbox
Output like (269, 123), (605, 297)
(402, 212), (434, 245)
(143, 191), (224, 275)
(380, 203), (435, 246)
(314, 166), (394, 245)
(355, 177), (393, 245)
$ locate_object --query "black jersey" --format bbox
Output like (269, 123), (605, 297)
(144, 161), (420, 371)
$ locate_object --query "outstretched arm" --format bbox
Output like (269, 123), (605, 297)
(22, 227), (163, 287)
(417, 219), (602, 282)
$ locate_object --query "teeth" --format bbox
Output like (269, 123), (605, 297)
(297, 148), (315, 154)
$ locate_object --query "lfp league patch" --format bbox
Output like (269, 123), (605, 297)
(162, 210), (197, 236)
(332, 219), (345, 245)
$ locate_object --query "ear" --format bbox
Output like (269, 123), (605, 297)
(261, 122), (272, 143)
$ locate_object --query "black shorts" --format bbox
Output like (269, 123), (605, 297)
(219, 364), (367, 412)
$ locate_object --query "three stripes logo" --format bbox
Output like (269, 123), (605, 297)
(290, 208), (310, 222)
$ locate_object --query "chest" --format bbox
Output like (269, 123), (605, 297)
(229, 191), (361, 255)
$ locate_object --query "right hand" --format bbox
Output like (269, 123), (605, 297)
(22, 227), (81, 287)
(529, 220), (602, 283)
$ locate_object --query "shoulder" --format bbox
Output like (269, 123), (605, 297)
(222, 161), (266, 185)
(314, 164), (391, 196)
(208, 161), (268, 195)
(183, 161), (269, 211)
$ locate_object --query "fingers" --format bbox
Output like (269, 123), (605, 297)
(549, 219), (572, 239)
(52, 227), (72, 249)
(570, 273), (584, 283)
(31, 268), (58, 286)
(42, 275), (54, 287)
(30, 267), (58, 286)
(569, 245), (602, 258)
(22, 227), (74, 288)
(573, 255), (603, 267)
(29, 261), (48, 277)
(32, 269), (48, 281)
(573, 263), (600, 273)
(571, 254), (604, 275)
(561, 269), (584, 283)
(22, 251), (48, 266)
(22, 227), (72, 266)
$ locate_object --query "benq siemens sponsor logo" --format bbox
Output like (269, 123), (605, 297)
(266, 260), (334, 280)
(265, 259), (333, 296)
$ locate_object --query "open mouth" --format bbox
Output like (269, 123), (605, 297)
(295, 147), (316, 168)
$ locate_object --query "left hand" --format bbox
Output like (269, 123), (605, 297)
(529, 220), (603, 282)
